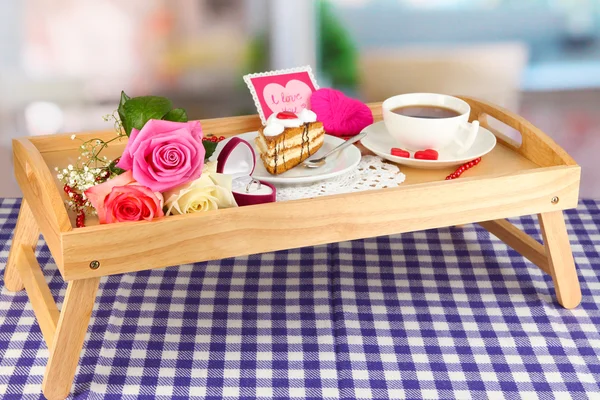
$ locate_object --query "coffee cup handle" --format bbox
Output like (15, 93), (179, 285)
(453, 120), (479, 155)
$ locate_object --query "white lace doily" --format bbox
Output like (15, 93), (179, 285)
(276, 156), (405, 202)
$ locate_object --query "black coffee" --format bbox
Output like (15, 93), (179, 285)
(391, 105), (461, 119)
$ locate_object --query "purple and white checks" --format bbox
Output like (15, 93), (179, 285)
(0, 197), (599, 399)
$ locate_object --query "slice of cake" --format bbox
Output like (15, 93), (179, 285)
(255, 110), (325, 175)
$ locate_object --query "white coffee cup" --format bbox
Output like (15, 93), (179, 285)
(382, 93), (479, 154)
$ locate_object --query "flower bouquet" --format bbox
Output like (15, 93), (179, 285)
(56, 92), (237, 227)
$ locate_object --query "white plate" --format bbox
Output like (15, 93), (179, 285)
(360, 121), (497, 169)
(211, 132), (362, 185)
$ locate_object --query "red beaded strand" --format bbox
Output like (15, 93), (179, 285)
(202, 135), (226, 143)
(64, 183), (88, 227)
(75, 211), (86, 228)
(445, 157), (481, 180)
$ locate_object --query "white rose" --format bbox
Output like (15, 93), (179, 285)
(163, 162), (237, 215)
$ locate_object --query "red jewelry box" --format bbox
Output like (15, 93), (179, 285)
(216, 137), (277, 206)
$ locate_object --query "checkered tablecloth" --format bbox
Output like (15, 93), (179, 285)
(0, 197), (599, 399)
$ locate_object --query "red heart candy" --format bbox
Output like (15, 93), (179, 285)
(414, 149), (439, 160)
(391, 148), (410, 158)
(276, 111), (298, 120)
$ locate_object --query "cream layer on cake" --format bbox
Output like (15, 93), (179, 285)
(257, 133), (324, 168)
(255, 125), (323, 156)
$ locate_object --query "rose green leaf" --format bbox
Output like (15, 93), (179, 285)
(122, 96), (173, 137)
(162, 108), (188, 123)
(119, 91), (130, 108)
(202, 140), (218, 160)
(117, 91), (131, 135)
(107, 159), (126, 176)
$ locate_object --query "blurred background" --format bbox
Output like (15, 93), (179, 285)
(1, 0), (599, 198)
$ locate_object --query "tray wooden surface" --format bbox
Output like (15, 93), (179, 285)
(5, 96), (584, 399)
(12, 97), (580, 281)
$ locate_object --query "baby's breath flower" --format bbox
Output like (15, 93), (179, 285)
(56, 111), (125, 218)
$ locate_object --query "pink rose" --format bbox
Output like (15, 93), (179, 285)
(85, 170), (164, 224)
(116, 119), (205, 192)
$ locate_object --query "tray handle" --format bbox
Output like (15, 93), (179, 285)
(13, 138), (73, 233)
(458, 96), (577, 167)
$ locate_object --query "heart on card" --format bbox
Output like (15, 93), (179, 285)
(263, 80), (313, 114)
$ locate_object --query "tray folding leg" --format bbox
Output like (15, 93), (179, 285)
(5, 200), (40, 292)
(42, 278), (100, 400)
(480, 211), (581, 309)
(5, 200), (100, 400)
(538, 211), (582, 309)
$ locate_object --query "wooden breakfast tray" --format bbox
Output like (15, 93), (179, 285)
(5, 97), (581, 399)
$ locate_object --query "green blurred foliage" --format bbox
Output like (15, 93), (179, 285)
(318, 0), (358, 89)
(245, 32), (270, 76)
(242, 1), (359, 91)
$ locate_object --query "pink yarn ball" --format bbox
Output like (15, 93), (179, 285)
(310, 88), (373, 137)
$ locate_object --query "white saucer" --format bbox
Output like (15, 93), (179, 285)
(360, 121), (497, 169)
(211, 132), (362, 185)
